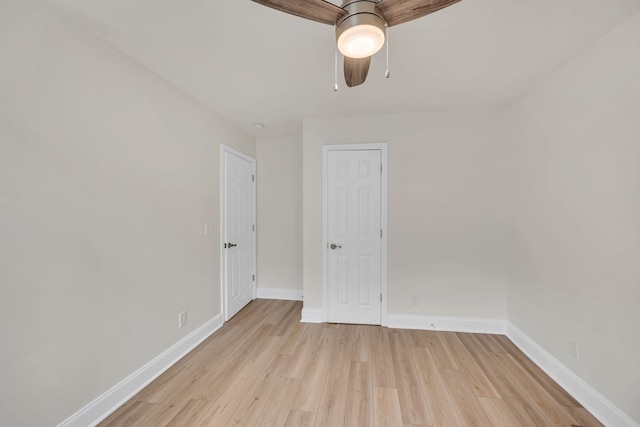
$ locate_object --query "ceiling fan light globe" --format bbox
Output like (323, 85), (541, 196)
(337, 24), (385, 59)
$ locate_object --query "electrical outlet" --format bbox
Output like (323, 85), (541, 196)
(178, 310), (187, 328)
(411, 295), (419, 306)
(568, 340), (579, 360)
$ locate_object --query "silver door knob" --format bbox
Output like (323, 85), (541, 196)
(330, 243), (342, 250)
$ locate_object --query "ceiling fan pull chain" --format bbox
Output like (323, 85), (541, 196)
(334, 44), (339, 91)
(385, 24), (390, 79)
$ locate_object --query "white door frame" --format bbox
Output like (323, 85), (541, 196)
(220, 144), (257, 321)
(322, 143), (388, 326)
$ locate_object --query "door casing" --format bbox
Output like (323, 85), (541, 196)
(322, 143), (388, 326)
(220, 144), (256, 321)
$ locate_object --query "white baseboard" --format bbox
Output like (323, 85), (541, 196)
(387, 314), (506, 334)
(300, 308), (323, 323)
(256, 287), (303, 301)
(507, 323), (639, 427)
(58, 314), (224, 427)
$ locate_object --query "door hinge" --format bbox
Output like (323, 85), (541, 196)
(380, 229), (383, 238)
(380, 293), (382, 303)
(380, 164), (383, 174)
(252, 274), (255, 281)
(252, 224), (255, 232)
(252, 174), (255, 182)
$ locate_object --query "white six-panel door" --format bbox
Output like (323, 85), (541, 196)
(327, 149), (382, 325)
(222, 148), (255, 321)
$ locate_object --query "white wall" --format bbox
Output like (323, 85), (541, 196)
(0, 1), (254, 426)
(256, 136), (303, 294)
(507, 11), (640, 424)
(303, 109), (509, 319)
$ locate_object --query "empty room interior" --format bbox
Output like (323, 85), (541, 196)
(1, 0), (639, 426)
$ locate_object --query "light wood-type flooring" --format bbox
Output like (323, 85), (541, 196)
(99, 299), (603, 427)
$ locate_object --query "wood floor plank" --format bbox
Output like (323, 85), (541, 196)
(132, 367), (211, 425)
(372, 327), (396, 388)
(225, 299), (269, 328)
(410, 347), (462, 427)
(373, 387), (403, 427)
(421, 330), (459, 369)
(165, 399), (212, 427)
(278, 321), (309, 356)
(135, 356), (202, 404)
(200, 322), (272, 374)
(339, 323), (358, 339)
(284, 410), (317, 427)
(177, 324), (242, 370)
(439, 368), (493, 427)
(100, 401), (162, 427)
(565, 406), (606, 427)
(344, 362), (374, 427)
(492, 352), (579, 426)
(314, 330), (354, 427)
(493, 334), (581, 407)
(440, 332), (500, 398)
(194, 335), (283, 426)
(389, 331), (433, 425)
(265, 300), (297, 327)
(402, 329), (427, 348)
(477, 397), (523, 427)
(134, 404), (176, 427)
(258, 377), (301, 426)
(225, 353), (291, 426)
(457, 333), (553, 426)
(194, 324), (276, 402)
(475, 334), (508, 353)
(272, 301), (303, 337)
(352, 325), (373, 362)
(282, 323), (325, 379)
(291, 327), (339, 412)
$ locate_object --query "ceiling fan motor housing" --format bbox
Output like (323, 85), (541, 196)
(336, 1), (387, 58)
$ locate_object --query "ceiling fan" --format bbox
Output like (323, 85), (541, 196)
(251, 0), (462, 87)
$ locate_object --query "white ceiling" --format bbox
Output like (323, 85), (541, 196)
(43, 0), (639, 136)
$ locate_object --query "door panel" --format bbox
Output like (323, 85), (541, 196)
(327, 149), (381, 324)
(223, 150), (255, 321)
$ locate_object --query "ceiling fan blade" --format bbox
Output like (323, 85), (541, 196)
(377, 0), (462, 27)
(251, 0), (346, 25)
(344, 56), (371, 87)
